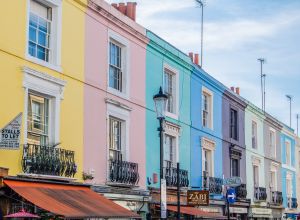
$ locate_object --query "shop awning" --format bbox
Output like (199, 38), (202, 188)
(157, 205), (225, 219)
(4, 179), (140, 219)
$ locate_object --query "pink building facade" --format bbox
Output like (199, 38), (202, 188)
(83, 0), (149, 216)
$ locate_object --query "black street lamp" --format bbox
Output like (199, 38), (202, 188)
(153, 87), (168, 219)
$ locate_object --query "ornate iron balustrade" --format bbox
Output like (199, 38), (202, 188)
(108, 159), (139, 186)
(22, 144), (77, 177)
(271, 191), (283, 205)
(287, 197), (298, 209)
(236, 184), (247, 200)
(254, 187), (267, 201)
(202, 172), (223, 194)
(165, 166), (189, 187)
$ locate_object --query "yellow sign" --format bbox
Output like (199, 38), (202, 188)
(187, 190), (209, 206)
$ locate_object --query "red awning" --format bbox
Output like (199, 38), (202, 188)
(159, 205), (225, 219)
(4, 179), (140, 219)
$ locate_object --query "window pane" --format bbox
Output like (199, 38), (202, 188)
(29, 26), (37, 42)
(38, 31), (47, 46)
(28, 41), (36, 57)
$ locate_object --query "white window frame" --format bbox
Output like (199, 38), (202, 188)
(106, 103), (130, 163)
(269, 128), (276, 158)
(201, 137), (215, 177)
(286, 140), (292, 166)
(286, 172), (293, 198)
(107, 30), (130, 99)
(25, 0), (62, 72)
(23, 66), (66, 145)
(251, 120), (257, 149)
(164, 121), (180, 166)
(202, 86), (214, 130)
(163, 63), (179, 120)
(252, 157), (261, 187)
(270, 163), (279, 191)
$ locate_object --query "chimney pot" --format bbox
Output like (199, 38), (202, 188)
(118, 3), (127, 15)
(188, 52), (194, 62)
(126, 2), (137, 21)
(111, 3), (118, 9)
(236, 87), (240, 95)
(194, 53), (199, 65)
(230, 86), (235, 92)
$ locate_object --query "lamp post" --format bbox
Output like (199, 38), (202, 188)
(153, 87), (168, 219)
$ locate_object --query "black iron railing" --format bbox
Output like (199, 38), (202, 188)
(202, 172), (223, 194)
(270, 191), (283, 205)
(236, 184), (247, 200)
(254, 187), (267, 201)
(165, 166), (189, 187)
(287, 197), (298, 209)
(22, 144), (77, 177)
(108, 159), (139, 186)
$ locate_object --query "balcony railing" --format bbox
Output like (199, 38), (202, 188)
(202, 172), (223, 195)
(270, 191), (283, 205)
(22, 144), (77, 177)
(254, 187), (267, 201)
(165, 166), (189, 187)
(108, 159), (139, 186)
(236, 184), (247, 200)
(287, 197), (298, 209)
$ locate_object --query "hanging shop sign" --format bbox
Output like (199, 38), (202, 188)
(223, 177), (242, 187)
(0, 113), (22, 149)
(187, 190), (209, 206)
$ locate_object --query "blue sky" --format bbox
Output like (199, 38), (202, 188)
(108, 0), (300, 133)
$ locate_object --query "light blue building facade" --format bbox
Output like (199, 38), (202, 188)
(190, 64), (225, 215)
(281, 125), (298, 219)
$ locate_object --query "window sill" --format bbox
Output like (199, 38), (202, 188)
(26, 54), (62, 73)
(166, 112), (178, 120)
(107, 87), (129, 100)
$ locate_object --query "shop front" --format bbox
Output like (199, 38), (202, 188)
(229, 200), (250, 220)
(0, 176), (140, 219)
(149, 188), (226, 219)
(270, 207), (283, 219)
(92, 185), (150, 219)
(249, 207), (273, 219)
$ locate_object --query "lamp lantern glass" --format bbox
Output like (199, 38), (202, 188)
(153, 87), (168, 119)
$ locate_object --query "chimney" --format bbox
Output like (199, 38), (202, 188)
(230, 86), (235, 92)
(126, 2), (137, 21)
(194, 53), (199, 65)
(118, 3), (127, 15)
(236, 87), (240, 95)
(188, 52), (194, 62)
(111, 3), (118, 10)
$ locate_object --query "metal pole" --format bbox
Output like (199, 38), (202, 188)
(258, 58), (265, 111)
(226, 189), (230, 220)
(290, 99), (292, 127)
(159, 118), (166, 219)
(263, 74), (266, 111)
(200, 3), (204, 67)
(177, 162), (180, 220)
(297, 114), (299, 136)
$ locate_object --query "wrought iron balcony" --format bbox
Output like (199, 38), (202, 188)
(22, 144), (77, 177)
(202, 171), (223, 195)
(165, 166), (189, 187)
(108, 159), (139, 186)
(254, 187), (267, 201)
(270, 191), (283, 205)
(236, 184), (247, 200)
(287, 197), (298, 209)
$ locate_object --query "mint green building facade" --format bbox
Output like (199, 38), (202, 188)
(245, 103), (270, 218)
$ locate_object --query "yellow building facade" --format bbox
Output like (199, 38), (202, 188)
(0, 0), (87, 181)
